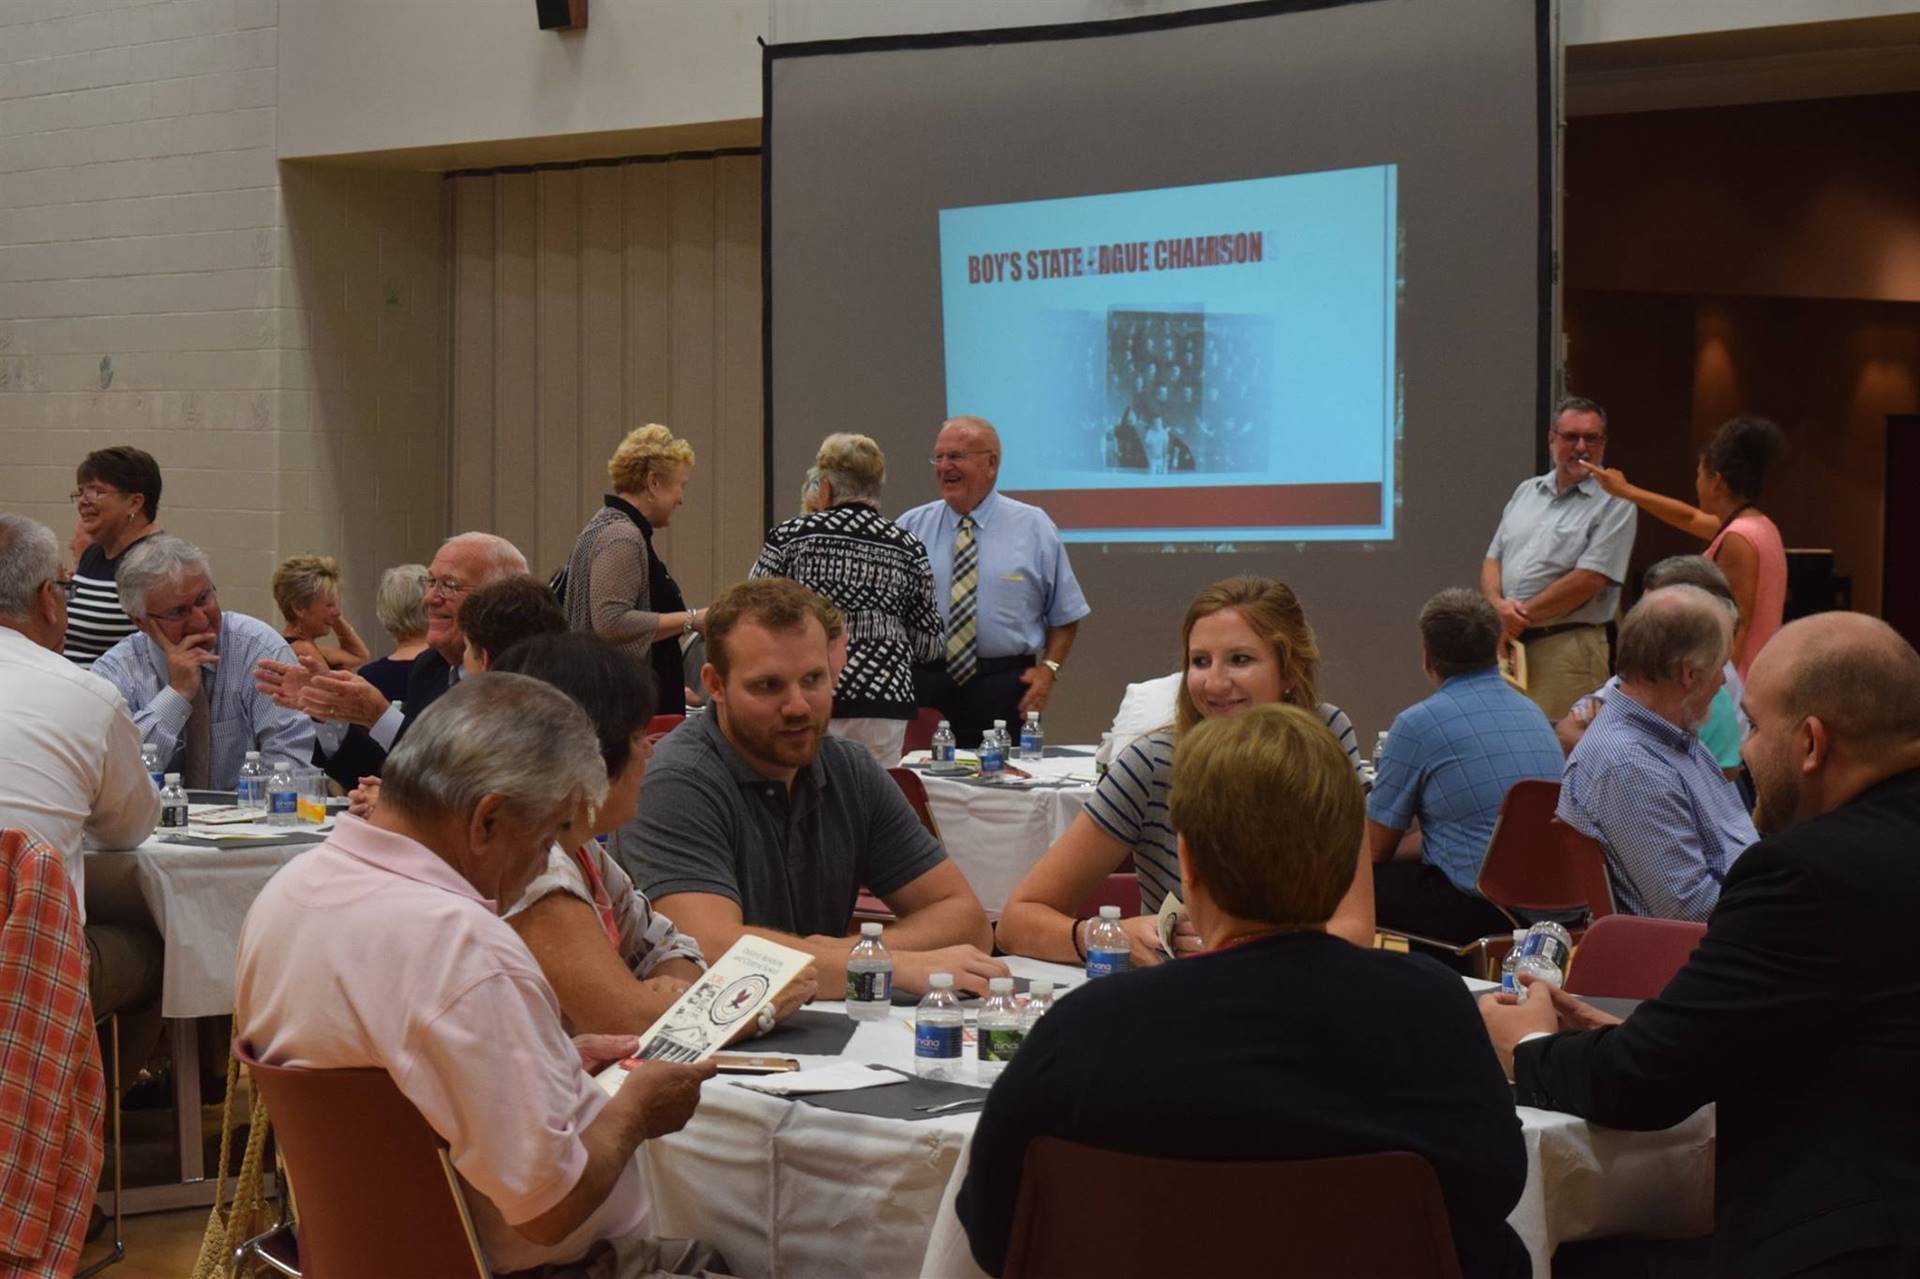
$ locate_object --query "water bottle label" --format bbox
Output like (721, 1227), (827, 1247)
(1518, 932), (1570, 972)
(934, 743), (954, 762)
(980, 748), (1002, 773)
(270, 790), (297, 815)
(1500, 970), (1518, 997)
(1087, 949), (1130, 979)
(1021, 732), (1040, 756)
(150, 773), (165, 789)
(978, 1027), (1025, 1062)
(160, 804), (189, 829)
(914, 1023), (962, 1059)
(845, 969), (892, 1003)
(238, 779), (265, 806)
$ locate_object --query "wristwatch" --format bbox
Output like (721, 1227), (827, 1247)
(1040, 659), (1062, 676)
(684, 609), (700, 637)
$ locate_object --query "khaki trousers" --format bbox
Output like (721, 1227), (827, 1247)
(1523, 625), (1611, 722)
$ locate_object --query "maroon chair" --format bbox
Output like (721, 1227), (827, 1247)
(902, 706), (947, 754)
(234, 1042), (492, 1278)
(645, 713), (685, 743)
(886, 766), (943, 842)
(1003, 1139), (1461, 1279)
(1075, 872), (1140, 918)
(1565, 915), (1707, 1000)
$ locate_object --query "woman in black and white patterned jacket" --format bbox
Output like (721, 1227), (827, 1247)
(750, 433), (943, 765)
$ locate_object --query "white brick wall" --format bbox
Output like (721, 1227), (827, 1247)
(0, 0), (446, 638)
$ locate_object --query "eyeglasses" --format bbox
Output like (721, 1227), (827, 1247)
(929, 450), (991, 466)
(69, 485), (121, 504)
(423, 575), (472, 598)
(1553, 429), (1606, 447)
(147, 587), (217, 625)
(47, 575), (78, 600)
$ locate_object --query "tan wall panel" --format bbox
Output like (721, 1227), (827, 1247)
(490, 174), (540, 556)
(535, 169), (583, 576)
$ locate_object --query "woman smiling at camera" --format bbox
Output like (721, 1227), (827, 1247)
(995, 576), (1374, 966)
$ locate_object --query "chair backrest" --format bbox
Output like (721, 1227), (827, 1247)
(886, 766), (943, 842)
(1004, 1139), (1461, 1279)
(645, 713), (685, 742)
(1476, 780), (1616, 924)
(236, 1043), (491, 1279)
(902, 706), (947, 753)
(1565, 914), (1707, 1000)
(1075, 872), (1140, 918)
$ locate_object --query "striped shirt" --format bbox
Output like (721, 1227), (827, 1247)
(61, 537), (153, 668)
(90, 610), (315, 790)
(1085, 704), (1362, 914)
(1558, 686), (1757, 922)
(750, 502), (943, 719)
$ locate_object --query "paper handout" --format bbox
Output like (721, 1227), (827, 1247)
(1156, 891), (1186, 958)
(629, 935), (814, 1064)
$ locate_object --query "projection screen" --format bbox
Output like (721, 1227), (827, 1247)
(766, 0), (1551, 743)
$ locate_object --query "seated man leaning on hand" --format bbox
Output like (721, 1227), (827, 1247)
(957, 704), (1529, 1279)
(1559, 584), (1757, 922)
(235, 674), (725, 1277)
(613, 577), (1006, 997)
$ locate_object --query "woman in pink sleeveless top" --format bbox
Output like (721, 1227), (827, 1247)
(1581, 416), (1787, 676)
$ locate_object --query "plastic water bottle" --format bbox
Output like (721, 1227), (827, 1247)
(913, 974), (964, 1080)
(1021, 979), (1055, 1032)
(844, 922), (893, 1021)
(1513, 921), (1575, 1002)
(1371, 730), (1390, 776)
(929, 720), (957, 775)
(266, 761), (299, 827)
(236, 751), (268, 815)
(158, 773), (189, 829)
(1499, 929), (1529, 997)
(979, 722), (1006, 778)
(1020, 710), (1044, 760)
(1085, 905), (1131, 979)
(976, 977), (1025, 1081)
(142, 743), (163, 788)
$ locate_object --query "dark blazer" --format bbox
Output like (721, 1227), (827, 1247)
(956, 932), (1530, 1278)
(1516, 768), (1920, 1278)
(318, 649), (456, 790)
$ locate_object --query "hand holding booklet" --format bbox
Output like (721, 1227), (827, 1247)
(601, 935), (814, 1083)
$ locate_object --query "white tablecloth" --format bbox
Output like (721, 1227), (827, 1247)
(90, 833), (318, 1019)
(916, 755), (1100, 912)
(638, 958), (1714, 1279)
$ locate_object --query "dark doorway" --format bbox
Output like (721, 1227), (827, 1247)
(1888, 416), (1920, 648)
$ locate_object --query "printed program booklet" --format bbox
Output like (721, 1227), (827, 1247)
(618, 935), (813, 1067)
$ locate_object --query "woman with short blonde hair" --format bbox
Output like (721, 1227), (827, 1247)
(271, 553), (371, 672)
(750, 433), (941, 765)
(561, 424), (703, 716)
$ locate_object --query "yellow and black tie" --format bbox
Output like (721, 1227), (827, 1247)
(946, 515), (979, 685)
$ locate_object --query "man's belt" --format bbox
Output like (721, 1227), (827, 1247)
(1519, 621), (1603, 643)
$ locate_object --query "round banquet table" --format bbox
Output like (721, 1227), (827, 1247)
(909, 752), (1102, 912)
(634, 958), (1714, 1279)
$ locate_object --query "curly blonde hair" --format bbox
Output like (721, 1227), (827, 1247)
(812, 433), (886, 503)
(607, 424), (695, 494)
(271, 554), (341, 623)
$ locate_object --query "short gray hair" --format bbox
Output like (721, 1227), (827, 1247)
(1642, 555), (1738, 620)
(444, 532), (527, 584)
(0, 514), (59, 618)
(117, 534), (212, 618)
(1616, 584), (1730, 685)
(812, 433), (885, 504)
(380, 672), (608, 831)
(375, 563), (430, 641)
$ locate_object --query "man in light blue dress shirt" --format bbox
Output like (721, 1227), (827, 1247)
(897, 416), (1091, 747)
(92, 535), (314, 790)
(1480, 396), (1637, 721)
(1558, 584), (1757, 922)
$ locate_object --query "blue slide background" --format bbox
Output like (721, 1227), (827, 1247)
(938, 165), (1399, 543)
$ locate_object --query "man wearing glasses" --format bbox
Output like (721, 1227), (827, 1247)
(898, 415), (1090, 749)
(1480, 397), (1638, 720)
(255, 532), (526, 788)
(91, 535), (313, 790)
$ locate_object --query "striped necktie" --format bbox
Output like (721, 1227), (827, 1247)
(946, 514), (979, 685)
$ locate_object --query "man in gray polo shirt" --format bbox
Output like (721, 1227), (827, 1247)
(614, 577), (1006, 997)
(1480, 396), (1637, 720)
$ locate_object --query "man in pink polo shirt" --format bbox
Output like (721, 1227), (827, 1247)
(236, 673), (724, 1276)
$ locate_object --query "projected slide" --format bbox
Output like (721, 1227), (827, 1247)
(939, 165), (1399, 544)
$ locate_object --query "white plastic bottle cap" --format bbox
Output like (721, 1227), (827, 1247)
(993, 719), (1007, 728)
(245, 750), (261, 761)
(860, 921), (883, 937)
(937, 720), (950, 729)
(273, 761), (291, 773)
(164, 772), (181, 785)
(1098, 905), (1121, 920)
(1029, 980), (1053, 996)
(989, 977), (1014, 993)
(929, 973), (953, 989)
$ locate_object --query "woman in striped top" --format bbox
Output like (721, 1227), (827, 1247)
(62, 446), (162, 668)
(996, 576), (1373, 966)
